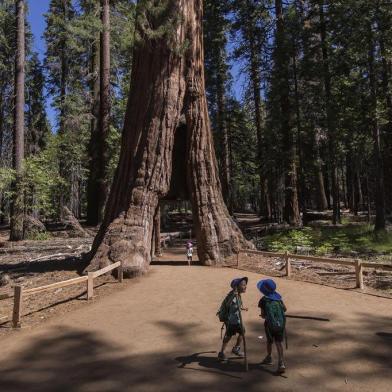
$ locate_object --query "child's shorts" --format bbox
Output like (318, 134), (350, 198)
(225, 324), (243, 338)
(265, 324), (284, 343)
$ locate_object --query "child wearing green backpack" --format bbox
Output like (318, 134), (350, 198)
(217, 277), (248, 362)
(257, 279), (287, 374)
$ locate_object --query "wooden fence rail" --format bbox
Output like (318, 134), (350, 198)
(10, 261), (123, 328)
(238, 249), (392, 291)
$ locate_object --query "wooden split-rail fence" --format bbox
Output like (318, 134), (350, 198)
(2, 249), (391, 329)
(236, 249), (392, 292)
(1, 261), (123, 329)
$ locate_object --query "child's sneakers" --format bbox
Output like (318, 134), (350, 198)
(218, 351), (228, 363)
(231, 345), (244, 357)
(260, 355), (273, 366)
(277, 361), (286, 374)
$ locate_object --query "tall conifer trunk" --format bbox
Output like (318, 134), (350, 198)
(275, 0), (301, 226)
(10, 0), (25, 241)
(86, 0), (249, 275)
(377, 16), (392, 215)
(367, 23), (386, 231)
(216, 70), (232, 213)
(97, 0), (111, 222)
(318, 0), (341, 224)
(87, 2), (101, 225)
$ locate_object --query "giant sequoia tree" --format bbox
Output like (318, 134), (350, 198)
(86, 0), (248, 275)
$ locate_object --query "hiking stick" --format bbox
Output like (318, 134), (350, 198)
(242, 331), (248, 372)
(235, 293), (248, 372)
(285, 328), (288, 350)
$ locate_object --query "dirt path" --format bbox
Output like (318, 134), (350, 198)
(0, 250), (391, 391)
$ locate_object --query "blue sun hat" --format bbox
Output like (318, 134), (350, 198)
(257, 279), (282, 301)
(231, 276), (248, 289)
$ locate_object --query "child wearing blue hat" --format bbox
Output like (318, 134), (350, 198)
(257, 279), (287, 373)
(217, 277), (248, 362)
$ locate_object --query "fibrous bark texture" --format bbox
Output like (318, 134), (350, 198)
(86, 0), (249, 276)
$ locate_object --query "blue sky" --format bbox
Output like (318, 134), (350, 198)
(27, 0), (56, 128)
(26, 0), (245, 129)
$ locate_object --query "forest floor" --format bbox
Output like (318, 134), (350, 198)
(0, 251), (391, 391)
(1, 213), (392, 332)
(225, 252), (392, 296)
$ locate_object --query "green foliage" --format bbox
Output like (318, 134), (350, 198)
(23, 134), (64, 218)
(263, 227), (313, 253)
(0, 168), (15, 216)
(261, 225), (392, 256)
(107, 125), (121, 180)
(135, 0), (181, 46)
(111, 0), (136, 132)
(26, 230), (51, 241)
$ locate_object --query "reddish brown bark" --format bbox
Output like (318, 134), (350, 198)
(10, 0), (25, 241)
(154, 205), (162, 257)
(86, 0), (249, 275)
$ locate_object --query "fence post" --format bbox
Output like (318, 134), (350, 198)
(87, 272), (94, 300)
(285, 251), (291, 278)
(237, 251), (239, 268)
(12, 285), (23, 328)
(118, 261), (124, 283)
(355, 260), (364, 289)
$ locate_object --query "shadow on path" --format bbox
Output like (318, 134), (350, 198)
(0, 310), (391, 391)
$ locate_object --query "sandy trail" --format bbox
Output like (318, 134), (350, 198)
(0, 250), (391, 391)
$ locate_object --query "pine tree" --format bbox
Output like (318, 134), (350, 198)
(10, 0), (26, 241)
(44, 0), (89, 218)
(204, 0), (232, 212)
(26, 53), (50, 156)
(274, 0), (301, 226)
(231, 0), (272, 219)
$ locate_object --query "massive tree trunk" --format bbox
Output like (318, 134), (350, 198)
(275, 0), (301, 226)
(86, 0), (249, 275)
(10, 0), (25, 241)
(153, 205), (161, 257)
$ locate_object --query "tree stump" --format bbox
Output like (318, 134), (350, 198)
(63, 207), (89, 238)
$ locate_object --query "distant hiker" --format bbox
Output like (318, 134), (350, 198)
(257, 279), (287, 374)
(217, 277), (248, 363)
(186, 240), (193, 265)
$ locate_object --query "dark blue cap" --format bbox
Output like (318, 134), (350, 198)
(257, 279), (282, 301)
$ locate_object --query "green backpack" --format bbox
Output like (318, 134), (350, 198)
(217, 291), (236, 323)
(264, 298), (286, 333)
